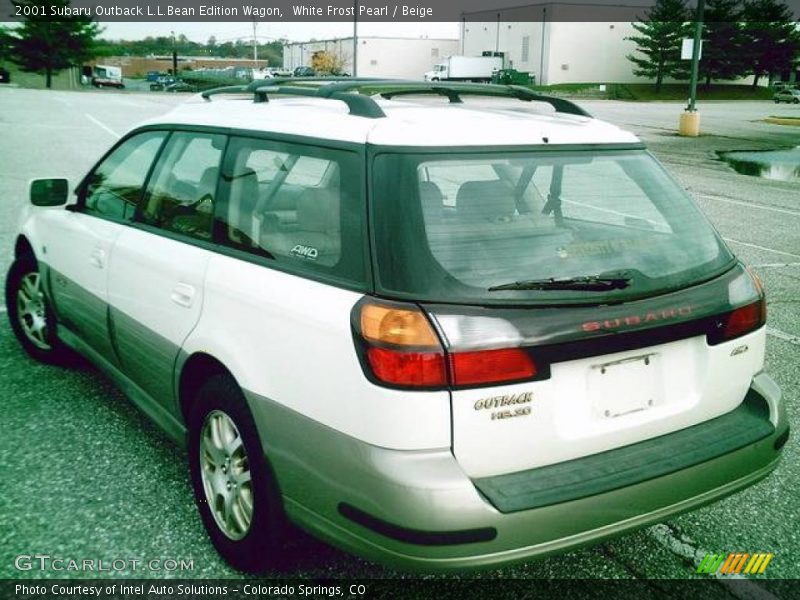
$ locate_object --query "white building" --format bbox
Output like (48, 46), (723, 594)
(462, 4), (648, 85)
(462, 3), (775, 86)
(283, 36), (460, 79)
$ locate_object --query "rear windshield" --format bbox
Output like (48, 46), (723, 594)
(371, 149), (734, 304)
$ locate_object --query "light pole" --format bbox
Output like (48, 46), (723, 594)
(679, 0), (705, 136)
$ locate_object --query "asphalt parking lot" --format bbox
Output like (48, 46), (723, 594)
(0, 87), (797, 586)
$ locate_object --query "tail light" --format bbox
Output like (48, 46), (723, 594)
(708, 268), (767, 345)
(353, 299), (536, 390)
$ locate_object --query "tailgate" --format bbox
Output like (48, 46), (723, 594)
(425, 264), (767, 479)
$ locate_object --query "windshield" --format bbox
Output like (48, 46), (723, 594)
(371, 148), (734, 304)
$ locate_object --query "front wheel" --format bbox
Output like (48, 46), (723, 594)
(5, 254), (69, 364)
(188, 374), (287, 573)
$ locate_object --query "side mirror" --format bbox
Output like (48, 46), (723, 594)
(30, 179), (69, 207)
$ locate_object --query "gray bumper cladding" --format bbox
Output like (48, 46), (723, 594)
(474, 389), (776, 513)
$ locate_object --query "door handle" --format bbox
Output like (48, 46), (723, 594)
(170, 283), (196, 308)
(89, 248), (106, 268)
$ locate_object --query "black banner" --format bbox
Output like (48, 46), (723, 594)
(4, 579), (800, 600)
(3, 0), (800, 22)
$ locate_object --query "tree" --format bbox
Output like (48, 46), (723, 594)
(311, 49), (350, 75)
(700, 0), (749, 87)
(0, 27), (13, 63)
(9, 0), (99, 88)
(626, 0), (693, 93)
(741, 0), (800, 88)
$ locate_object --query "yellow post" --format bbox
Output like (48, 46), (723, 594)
(679, 110), (700, 137)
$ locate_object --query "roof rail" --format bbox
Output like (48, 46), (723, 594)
(200, 78), (591, 119)
(372, 82), (592, 117)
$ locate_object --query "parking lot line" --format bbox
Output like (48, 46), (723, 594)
(767, 327), (800, 347)
(84, 113), (120, 139)
(699, 194), (800, 218)
(723, 238), (800, 259)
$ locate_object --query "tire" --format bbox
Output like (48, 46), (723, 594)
(5, 254), (70, 364)
(794, 99), (799, 104)
(188, 374), (287, 573)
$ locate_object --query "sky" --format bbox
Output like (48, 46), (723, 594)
(97, 22), (461, 43)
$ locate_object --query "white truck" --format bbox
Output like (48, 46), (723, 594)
(91, 65), (124, 89)
(424, 55), (503, 82)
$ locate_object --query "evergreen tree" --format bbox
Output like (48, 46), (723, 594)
(9, 0), (99, 88)
(626, 0), (693, 93)
(700, 0), (748, 87)
(741, 0), (800, 88)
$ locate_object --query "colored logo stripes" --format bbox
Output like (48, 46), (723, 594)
(697, 553), (773, 575)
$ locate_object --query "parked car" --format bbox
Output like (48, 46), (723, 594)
(7, 80), (787, 574)
(293, 66), (316, 77)
(0, 67), (9, 84)
(149, 76), (176, 91)
(165, 81), (197, 93)
(773, 88), (800, 104)
(146, 71), (162, 82)
(270, 67), (293, 77)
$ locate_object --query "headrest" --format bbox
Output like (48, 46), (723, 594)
(297, 187), (340, 234)
(456, 180), (516, 220)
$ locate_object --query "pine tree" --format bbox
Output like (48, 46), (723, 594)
(741, 0), (800, 88)
(700, 0), (749, 87)
(626, 0), (693, 93)
(9, 0), (99, 88)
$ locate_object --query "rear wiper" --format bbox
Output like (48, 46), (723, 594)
(488, 274), (632, 292)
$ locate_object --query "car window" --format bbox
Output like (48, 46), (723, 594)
(219, 136), (366, 284)
(84, 131), (166, 220)
(141, 132), (226, 240)
(372, 149), (732, 304)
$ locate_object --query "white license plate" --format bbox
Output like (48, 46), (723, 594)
(589, 353), (660, 419)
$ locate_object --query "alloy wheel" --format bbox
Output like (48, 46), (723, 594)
(16, 272), (51, 350)
(199, 410), (254, 540)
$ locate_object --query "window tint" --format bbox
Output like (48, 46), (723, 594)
(142, 132), (226, 240)
(220, 137), (365, 284)
(84, 131), (166, 219)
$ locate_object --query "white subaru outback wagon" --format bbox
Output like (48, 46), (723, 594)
(7, 80), (788, 572)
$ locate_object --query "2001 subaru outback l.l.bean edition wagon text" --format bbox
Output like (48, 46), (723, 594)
(7, 80), (788, 572)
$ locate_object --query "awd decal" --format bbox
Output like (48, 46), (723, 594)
(474, 392), (533, 421)
(290, 244), (319, 260)
(697, 552), (773, 575)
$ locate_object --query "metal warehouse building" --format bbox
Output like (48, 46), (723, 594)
(462, 3), (647, 85)
(283, 36), (460, 79)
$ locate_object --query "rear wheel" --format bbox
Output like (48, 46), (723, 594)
(188, 374), (287, 573)
(5, 254), (69, 363)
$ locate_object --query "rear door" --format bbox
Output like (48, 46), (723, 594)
(107, 131), (226, 417)
(42, 130), (167, 363)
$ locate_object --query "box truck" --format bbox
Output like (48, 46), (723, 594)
(92, 65), (124, 89)
(424, 56), (504, 82)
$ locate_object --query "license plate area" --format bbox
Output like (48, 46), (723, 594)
(589, 353), (661, 419)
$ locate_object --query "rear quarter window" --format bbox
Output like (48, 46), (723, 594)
(217, 136), (367, 287)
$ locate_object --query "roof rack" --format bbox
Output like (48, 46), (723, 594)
(200, 78), (592, 120)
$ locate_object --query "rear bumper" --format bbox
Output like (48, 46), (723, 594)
(247, 372), (787, 572)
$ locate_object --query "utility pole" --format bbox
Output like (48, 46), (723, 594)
(679, 0), (705, 136)
(171, 30), (178, 77)
(252, 20), (258, 69)
(353, 0), (358, 76)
